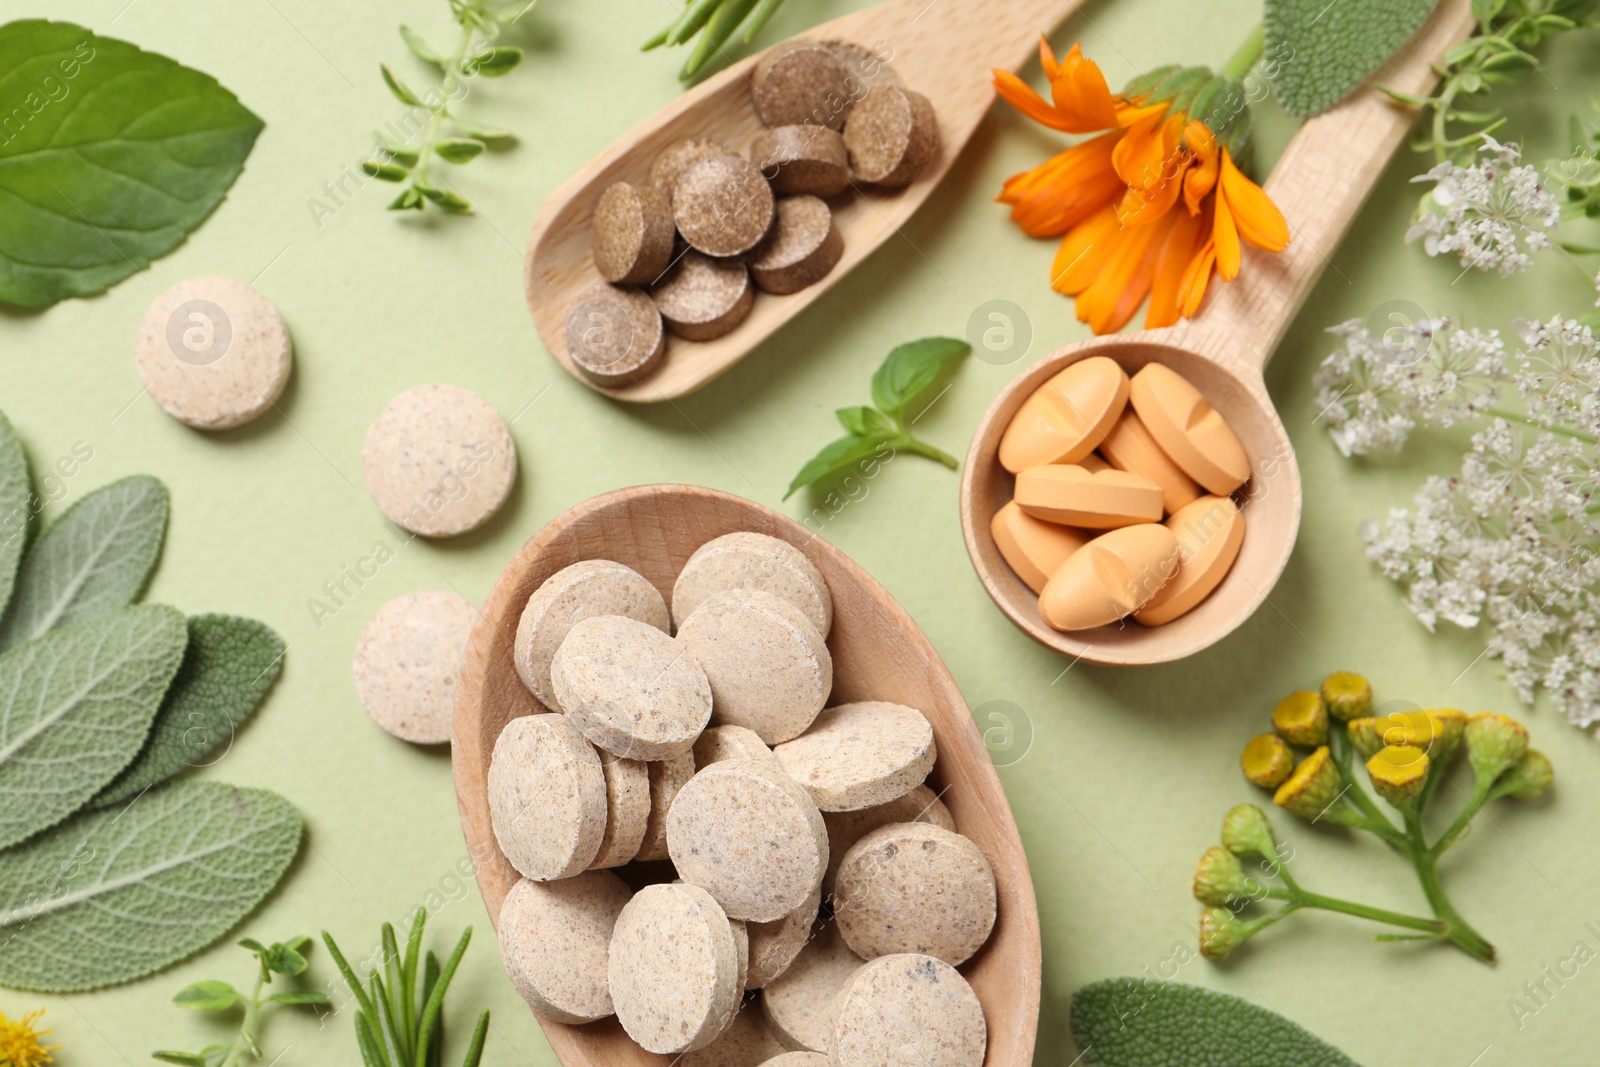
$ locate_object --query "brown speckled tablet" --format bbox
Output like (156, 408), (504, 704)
(362, 384), (517, 537)
(672, 532), (833, 637)
(751, 126), (850, 198)
(550, 615), (712, 760)
(353, 590), (476, 745)
(513, 559), (669, 710)
(608, 883), (743, 1054)
(651, 252), (755, 341)
(749, 196), (843, 296)
(830, 954), (986, 1067)
(842, 87), (940, 187)
(747, 884), (820, 989)
(136, 276), (293, 430)
(589, 752), (651, 869)
(497, 871), (630, 1023)
(563, 284), (666, 387)
(593, 182), (675, 285)
(676, 589), (832, 745)
(823, 40), (902, 93)
(773, 702), (935, 811)
(683, 1004), (789, 1067)
(822, 783), (955, 892)
(833, 823), (996, 966)
(752, 41), (853, 129)
(694, 724), (777, 768)
(667, 759), (828, 921)
(488, 714), (608, 880)
(673, 156), (776, 257)
(651, 138), (737, 194)
(761, 923), (863, 1053)
(634, 749), (696, 863)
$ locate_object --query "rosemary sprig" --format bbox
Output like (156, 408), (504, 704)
(643, 0), (791, 81)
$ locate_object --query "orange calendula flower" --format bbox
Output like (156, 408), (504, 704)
(994, 40), (1289, 334)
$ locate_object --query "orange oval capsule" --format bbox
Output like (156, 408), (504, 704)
(991, 500), (1092, 594)
(1014, 464), (1163, 529)
(1039, 523), (1180, 631)
(998, 356), (1129, 473)
(1128, 363), (1249, 494)
(1137, 495), (1246, 625)
(1098, 408), (1201, 515)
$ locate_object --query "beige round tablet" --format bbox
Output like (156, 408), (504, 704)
(991, 500), (1092, 595)
(487, 714), (607, 880)
(834, 823), (996, 966)
(830, 954), (986, 1067)
(667, 759), (828, 921)
(999, 355), (1130, 472)
(651, 138), (737, 194)
(550, 615), (712, 760)
(1039, 523), (1180, 632)
(589, 752), (651, 869)
(676, 589), (832, 745)
(1098, 407), (1202, 515)
(761, 923), (863, 1053)
(773, 702), (935, 812)
(1014, 464), (1164, 529)
(752, 126), (851, 198)
(823, 39), (902, 93)
(652, 252), (755, 341)
(513, 559), (669, 710)
(634, 749), (695, 863)
(682, 1004), (789, 1067)
(695, 724), (777, 767)
(352, 590), (476, 744)
(673, 156), (776, 257)
(672, 532), (833, 637)
(762, 1054), (829, 1067)
(749, 196), (843, 296)
(609, 883), (743, 1054)
(822, 783), (955, 892)
(842, 87), (940, 187)
(498, 871), (630, 1023)
(593, 181), (675, 286)
(563, 283), (666, 387)
(752, 41), (853, 130)
(747, 885), (820, 989)
(135, 276), (292, 430)
(362, 384), (517, 537)
(1137, 495), (1245, 626)
(1128, 362), (1250, 494)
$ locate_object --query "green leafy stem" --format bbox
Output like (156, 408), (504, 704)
(643, 0), (791, 81)
(155, 937), (331, 1067)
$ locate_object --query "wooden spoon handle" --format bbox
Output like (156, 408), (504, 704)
(1197, 0), (1477, 371)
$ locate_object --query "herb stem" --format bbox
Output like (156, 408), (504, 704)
(1484, 407), (1599, 444)
(218, 974), (266, 1067)
(1289, 888), (1448, 936)
(892, 435), (959, 469)
(1406, 811), (1496, 961)
(1221, 25), (1264, 80)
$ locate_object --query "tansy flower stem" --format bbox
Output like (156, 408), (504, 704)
(1327, 726), (1406, 844)
(1221, 25), (1265, 81)
(1429, 780), (1492, 858)
(1288, 889), (1449, 937)
(1406, 811), (1496, 961)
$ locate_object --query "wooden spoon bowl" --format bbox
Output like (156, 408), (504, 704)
(959, 0), (1476, 666)
(452, 485), (1042, 1065)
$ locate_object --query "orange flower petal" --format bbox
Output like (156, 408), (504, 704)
(1075, 216), (1166, 334)
(1146, 208), (1204, 329)
(1050, 43), (1122, 132)
(1213, 178), (1241, 281)
(1112, 110), (1183, 189)
(1000, 131), (1125, 237)
(994, 70), (1081, 133)
(1178, 236), (1216, 318)
(1051, 205), (1122, 295)
(1219, 149), (1290, 252)
(1117, 154), (1187, 227)
(1039, 35), (1060, 82)
(1182, 122), (1218, 215)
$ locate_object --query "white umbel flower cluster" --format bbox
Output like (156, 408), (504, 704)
(1316, 316), (1600, 729)
(1405, 137), (1561, 277)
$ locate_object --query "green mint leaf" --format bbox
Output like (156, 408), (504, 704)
(0, 781), (303, 991)
(1070, 978), (1362, 1067)
(0, 21), (263, 308)
(268, 989), (332, 1006)
(399, 25), (443, 66)
(835, 406), (896, 437)
(0, 604), (187, 849)
(869, 337), (970, 418)
(153, 1053), (210, 1067)
(0, 411), (30, 618)
(1265, 0), (1438, 117)
(467, 46), (524, 77)
(173, 979), (241, 1011)
(0, 474), (168, 650)
(785, 433), (895, 499)
(434, 137), (487, 164)
(380, 62), (422, 105)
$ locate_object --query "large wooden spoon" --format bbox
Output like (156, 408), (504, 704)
(959, 0), (1477, 666)
(525, 0), (1083, 402)
(453, 485), (1042, 1065)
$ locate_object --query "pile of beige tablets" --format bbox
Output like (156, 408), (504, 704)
(565, 40), (941, 387)
(488, 531), (994, 1067)
(992, 356), (1249, 631)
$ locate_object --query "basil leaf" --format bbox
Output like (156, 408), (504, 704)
(785, 433), (895, 499)
(835, 405), (896, 436)
(174, 979), (240, 1012)
(0, 474), (168, 650)
(0, 21), (264, 308)
(1265, 0), (1438, 118)
(94, 614), (285, 808)
(0, 604), (187, 850)
(0, 781), (303, 991)
(1071, 978), (1362, 1067)
(869, 337), (970, 418)
(0, 411), (29, 618)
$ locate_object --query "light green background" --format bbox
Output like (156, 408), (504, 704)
(2, 0), (1597, 1064)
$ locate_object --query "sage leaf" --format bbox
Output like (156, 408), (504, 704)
(1070, 978), (1362, 1067)
(94, 614), (285, 808)
(0, 20), (264, 308)
(1264, 0), (1438, 117)
(0, 411), (30, 617)
(174, 980), (240, 1011)
(0, 781), (303, 992)
(0, 474), (169, 650)
(869, 337), (970, 418)
(785, 433), (894, 499)
(0, 604), (186, 849)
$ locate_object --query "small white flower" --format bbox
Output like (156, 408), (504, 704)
(1406, 138), (1561, 277)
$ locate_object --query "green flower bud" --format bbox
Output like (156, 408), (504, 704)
(1220, 803), (1277, 860)
(1320, 671), (1372, 721)
(1193, 845), (1258, 906)
(1272, 690), (1328, 746)
(1365, 744), (1429, 809)
(1494, 748), (1553, 800)
(1241, 733), (1294, 789)
(1427, 709), (1469, 765)
(1466, 712), (1530, 789)
(1273, 746), (1342, 820)
(1199, 905), (1252, 960)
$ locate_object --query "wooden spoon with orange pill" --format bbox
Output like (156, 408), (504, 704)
(960, 0), (1477, 665)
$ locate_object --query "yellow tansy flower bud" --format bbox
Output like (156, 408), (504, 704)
(1199, 905), (1251, 960)
(1351, 709), (1441, 760)
(1426, 709), (1468, 763)
(1193, 845), (1257, 906)
(1241, 733), (1294, 789)
(1495, 749), (1554, 800)
(1272, 746), (1342, 820)
(1220, 803), (1277, 860)
(1321, 671), (1372, 720)
(1271, 690), (1328, 746)
(1465, 712), (1530, 789)
(1366, 744), (1429, 808)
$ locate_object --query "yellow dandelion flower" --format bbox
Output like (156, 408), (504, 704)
(0, 1009), (60, 1067)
